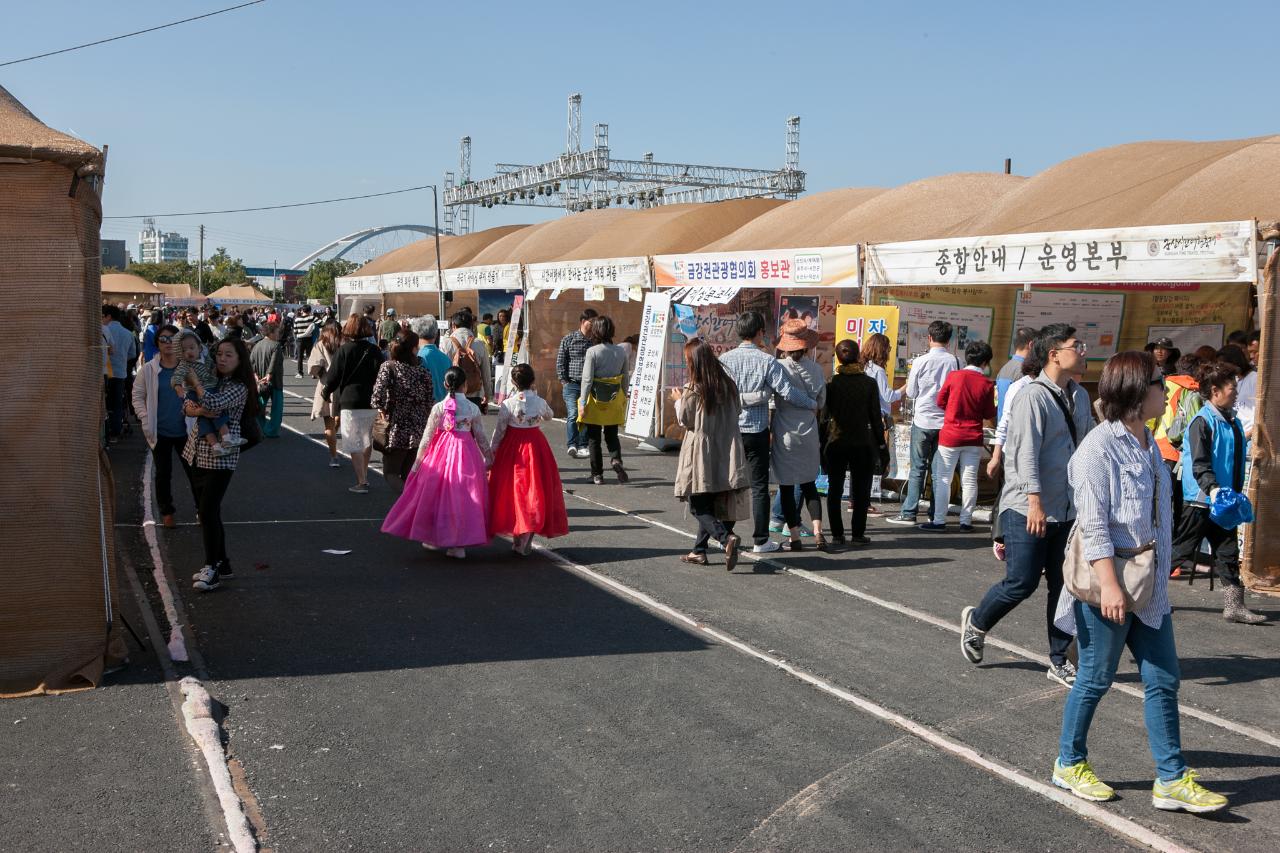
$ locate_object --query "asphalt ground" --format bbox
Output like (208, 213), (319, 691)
(8, 373), (1279, 852)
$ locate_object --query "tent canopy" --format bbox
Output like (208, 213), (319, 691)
(0, 84), (102, 172)
(207, 283), (273, 303)
(355, 225), (529, 276)
(100, 272), (163, 298)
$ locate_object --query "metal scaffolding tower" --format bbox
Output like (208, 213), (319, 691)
(441, 136), (476, 235)
(444, 93), (805, 217)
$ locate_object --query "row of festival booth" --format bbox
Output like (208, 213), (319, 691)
(100, 272), (276, 308)
(337, 218), (1262, 442)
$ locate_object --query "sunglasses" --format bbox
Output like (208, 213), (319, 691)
(157, 335), (176, 343)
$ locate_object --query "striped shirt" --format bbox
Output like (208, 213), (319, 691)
(719, 341), (816, 433)
(1054, 420), (1172, 634)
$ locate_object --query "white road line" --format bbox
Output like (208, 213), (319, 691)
(141, 453), (190, 662)
(565, 489), (1280, 752)
(531, 541), (1193, 853)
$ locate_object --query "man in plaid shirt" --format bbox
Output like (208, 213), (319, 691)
(719, 311), (818, 554)
(556, 308), (599, 457)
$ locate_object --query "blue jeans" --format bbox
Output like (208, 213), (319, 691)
(972, 509), (1073, 666)
(1059, 601), (1185, 782)
(562, 381), (585, 449)
(899, 425), (939, 519)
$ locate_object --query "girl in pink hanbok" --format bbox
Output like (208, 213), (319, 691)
(382, 367), (492, 558)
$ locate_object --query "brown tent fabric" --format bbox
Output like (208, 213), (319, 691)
(700, 188), (888, 250)
(155, 282), (205, 301)
(1, 90), (123, 697)
(0, 84), (103, 173)
(355, 225), (529, 276)
(101, 272), (165, 302)
(570, 199), (783, 260)
(465, 209), (633, 266)
(206, 283), (273, 303)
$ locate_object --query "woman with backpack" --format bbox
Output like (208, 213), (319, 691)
(439, 310), (492, 411)
(578, 315), (631, 486)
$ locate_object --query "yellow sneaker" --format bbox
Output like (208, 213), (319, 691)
(1152, 769), (1228, 813)
(1053, 759), (1115, 802)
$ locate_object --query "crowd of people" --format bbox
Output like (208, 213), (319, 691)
(109, 293), (1266, 813)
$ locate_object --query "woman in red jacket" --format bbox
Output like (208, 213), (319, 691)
(922, 341), (996, 531)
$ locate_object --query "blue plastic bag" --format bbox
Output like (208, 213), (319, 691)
(1210, 488), (1254, 530)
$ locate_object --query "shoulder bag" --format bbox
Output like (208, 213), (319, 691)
(1063, 442), (1159, 613)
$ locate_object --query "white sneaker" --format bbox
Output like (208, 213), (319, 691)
(328, 457), (341, 468)
(191, 564), (214, 581)
(573, 447), (590, 459)
(192, 566), (221, 591)
(565, 446), (578, 458)
(226, 435), (248, 447)
(446, 547), (466, 559)
(294, 373), (304, 379)
(752, 540), (781, 554)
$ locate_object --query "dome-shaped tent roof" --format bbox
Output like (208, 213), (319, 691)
(465, 208), (633, 266)
(100, 272), (163, 297)
(354, 224), (529, 276)
(570, 198), (783, 259)
(700, 188), (888, 251)
(960, 137), (1279, 235)
(0, 84), (102, 172)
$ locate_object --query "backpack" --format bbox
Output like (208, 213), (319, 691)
(1165, 384), (1203, 449)
(449, 334), (483, 395)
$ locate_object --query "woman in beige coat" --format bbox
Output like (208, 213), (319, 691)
(672, 340), (749, 570)
(307, 319), (342, 467)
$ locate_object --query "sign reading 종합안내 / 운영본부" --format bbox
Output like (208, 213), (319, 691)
(652, 246), (859, 289)
(864, 220), (1257, 287)
(525, 257), (651, 290)
(625, 291), (672, 438)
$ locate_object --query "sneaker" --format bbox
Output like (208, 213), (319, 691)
(992, 541), (1007, 561)
(565, 446), (578, 458)
(226, 435), (248, 447)
(191, 564), (215, 581)
(885, 515), (917, 526)
(797, 528), (814, 539)
(1053, 759), (1116, 802)
(959, 523), (975, 533)
(329, 457), (341, 468)
(850, 535), (871, 546)
(192, 566), (221, 592)
(918, 522), (948, 532)
(445, 547), (466, 559)
(348, 483), (370, 494)
(1047, 660), (1078, 688)
(960, 606), (985, 663)
(752, 540), (781, 554)
(573, 446), (590, 459)
(295, 372), (304, 379)
(1152, 769), (1228, 813)
(768, 521), (785, 534)
(591, 475), (605, 485)
(611, 460), (630, 484)
(212, 443), (232, 457)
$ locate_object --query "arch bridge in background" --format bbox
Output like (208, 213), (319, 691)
(294, 224), (442, 269)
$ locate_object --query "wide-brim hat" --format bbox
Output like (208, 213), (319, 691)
(778, 317), (818, 352)
(1149, 336), (1174, 348)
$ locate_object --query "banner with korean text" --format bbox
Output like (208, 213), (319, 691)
(864, 221), (1256, 287)
(442, 263), (522, 291)
(625, 292), (672, 438)
(381, 270), (439, 293)
(653, 246), (859, 290)
(835, 304), (901, 386)
(525, 256), (650, 296)
(334, 275), (382, 296)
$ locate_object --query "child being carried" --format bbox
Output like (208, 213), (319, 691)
(171, 332), (245, 456)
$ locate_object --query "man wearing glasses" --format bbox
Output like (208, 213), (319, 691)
(132, 325), (189, 529)
(961, 324), (1095, 687)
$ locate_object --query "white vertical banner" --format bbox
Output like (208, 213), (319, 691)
(624, 292), (671, 438)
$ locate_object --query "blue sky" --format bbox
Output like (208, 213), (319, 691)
(4, 1), (1276, 267)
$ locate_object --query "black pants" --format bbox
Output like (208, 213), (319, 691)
(382, 447), (415, 494)
(189, 467), (234, 570)
(1172, 505), (1241, 587)
(1165, 458), (1183, 523)
(690, 492), (735, 555)
(586, 424), (621, 477)
(104, 377), (126, 438)
(296, 337), (314, 375)
(741, 430), (772, 544)
(151, 434), (188, 516)
(779, 481), (821, 528)
(826, 444), (876, 539)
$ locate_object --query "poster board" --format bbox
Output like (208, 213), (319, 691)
(835, 304), (901, 386)
(1146, 323), (1224, 353)
(887, 298), (994, 374)
(1012, 289), (1125, 360)
(625, 292), (671, 437)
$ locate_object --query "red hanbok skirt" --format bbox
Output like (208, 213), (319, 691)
(488, 427), (569, 539)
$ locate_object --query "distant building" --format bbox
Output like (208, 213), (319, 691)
(101, 239), (128, 270)
(245, 267), (307, 302)
(138, 218), (189, 263)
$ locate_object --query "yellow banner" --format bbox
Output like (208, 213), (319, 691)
(835, 304), (901, 386)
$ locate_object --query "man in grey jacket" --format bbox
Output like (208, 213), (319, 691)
(961, 324), (1094, 687)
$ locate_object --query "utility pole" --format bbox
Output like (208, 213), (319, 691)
(273, 258), (278, 303)
(197, 223), (205, 293)
(430, 185), (445, 317)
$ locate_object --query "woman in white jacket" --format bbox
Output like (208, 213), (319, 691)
(130, 324), (190, 528)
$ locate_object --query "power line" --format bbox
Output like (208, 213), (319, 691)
(0, 1), (266, 68)
(102, 184), (435, 219)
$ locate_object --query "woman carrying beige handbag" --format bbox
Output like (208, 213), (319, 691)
(1049, 351), (1227, 814)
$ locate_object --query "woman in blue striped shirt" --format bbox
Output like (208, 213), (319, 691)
(1050, 351), (1228, 813)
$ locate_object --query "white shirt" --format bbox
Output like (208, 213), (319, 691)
(906, 346), (958, 430)
(864, 361), (903, 417)
(993, 374), (1033, 447)
(491, 390), (553, 449)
